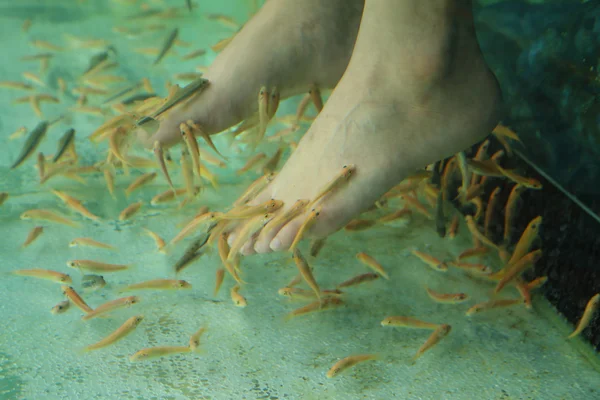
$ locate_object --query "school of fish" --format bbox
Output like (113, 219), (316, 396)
(2, 0), (597, 380)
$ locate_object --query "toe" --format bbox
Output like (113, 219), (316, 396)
(270, 217), (304, 252)
(241, 239), (257, 256)
(253, 221), (286, 253)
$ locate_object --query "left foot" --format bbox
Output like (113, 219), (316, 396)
(230, 0), (503, 254)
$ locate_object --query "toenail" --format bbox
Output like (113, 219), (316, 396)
(270, 238), (282, 251)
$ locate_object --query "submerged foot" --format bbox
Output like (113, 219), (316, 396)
(234, 0), (502, 254)
(137, 0), (364, 149)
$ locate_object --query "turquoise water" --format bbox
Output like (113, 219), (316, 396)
(0, 1), (599, 399)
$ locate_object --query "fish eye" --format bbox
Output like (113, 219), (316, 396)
(69, 262), (76, 267)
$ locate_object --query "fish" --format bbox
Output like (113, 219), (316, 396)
(168, 212), (221, 248)
(380, 316), (440, 329)
(568, 293), (600, 339)
(267, 86), (280, 120)
(326, 354), (379, 378)
(295, 93), (312, 123)
(20, 209), (79, 227)
(492, 124), (521, 142)
(412, 324), (452, 361)
(143, 228), (166, 253)
(118, 201), (143, 221)
(262, 147), (283, 174)
(82, 296), (140, 321)
(257, 199), (309, 244)
(103, 168), (116, 198)
(292, 248), (321, 302)
(67, 259), (130, 273)
(9, 126), (27, 140)
(456, 246), (490, 261)
(222, 199), (283, 220)
(496, 165), (542, 190)
(230, 284), (247, 307)
(207, 14), (240, 30)
(189, 326), (207, 351)
(125, 172), (157, 197)
(503, 185), (525, 244)
(455, 152), (470, 202)
(355, 252), (388, 279)
(83, 315), (144, 352)
(448, 261), (493, 276)
(187, 119), (226, 160)
(289, 208), (321, 252)
(308, 84), (323, 113)
(484, 187), (501, 238)
(425, 288), (469, 304)
(11, 121), (49, 169)
(336, 272), (379, 289)
(173, 232), (210, 274)
(35, 153), (44, 181)
(464, 215), (498, 250)
(466, 159), (504, 177)
(52, 190), (101, 221)
(411, 250), (448, 272)
(181, 48), (206, 60)
(179, 147), (196, 199)
(285, 297), (344, 320)
(180, 122), (202, 178)
(62, 286), (93, 313)
(69, 237), (116, 251)
(0, 192), (8, 207)
(237, 153), (267, 175)
(309, 237), (327, 258)
(53, 128), (76, 163)
(278, 287), (343, 301)
(507, 216), (542, 265)
(81, 275), (106, 292)
(227, 213), (274, 263)
(51, 300), (71, 315)
(153, 28), (179, 65)
(130, 346), (191, 362)
(218, 232), (244, 284)
(138, 78), (209, 122)
(214, 268), (225, 296)
(377, 208), (412, 225)
(12, 268), (71, 284)
(466, 298), (523, 316)
(495, 249), (543, 294)
(306, 164), (356, 210)
(152, 141), (176, 194)
(119, 279), (191, 292)
(233, 172), (276, 206)
(435, 190), (446, 237)
(21, 226), (44, 248)
(151, 188), (188, 205)
(0, 81), (33, 91)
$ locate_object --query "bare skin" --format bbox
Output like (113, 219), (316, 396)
(137, 0), (364, 149)
(231, 0), (502, 254)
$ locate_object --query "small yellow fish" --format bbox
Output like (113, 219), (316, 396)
(82, 296), (140, 321)
(289, 208), (321, 252)
(308, 84), (323, 113)
(12, 268), (71, 284)
(180, 122), (202, 177)
(568, 293), (600, 339)
(466, 298), (523, 316)
(292, 248), (321, 302)
(67, 259), (130, 273)
(21, 226), (44, 248)
(227, 213), (273, 263)
(181, 48), (206, 60)
(306, 164), (355, 210)
(336, 272), (379, 289)
(119, 279), (191, 292)
(309, 237), (328, 258)
(326, 354), (378, 379)
(52, 190), (100, 221)
(356, 252), (389, 280)
(0, 192), (8, 206)
(425, 288), (469, 304)
(448, 261), (492, 276)
(62, 285), (93, 313)
(464, 215), (498, 250)
(51, 300), (70, 315)
(457, 246), (489, 261)
(411, 250), (448, 272)
(285, 297), (344, 321)
(69, 237), (116, 251)
(380, 316), (440, 330)
(221, 199), (283, 220)
(81, 274), (106, 292)
(257, 199), (309, 243)
(503, 184), (525, 244)
(125, 172), (157, 197)
(230, 284), (247, 307)
(214, 268), (225, 296)
(143, 228), (166, 253)
(412, 324), (452, 361)
(261, 147), (283, 175)
(507, 216), (542, 265)
(345, 219), (377, 232)
(130, 346), (191, 362)
(278, 287), (343, 302)
(189, 326), (207, 351)
(233, 172), (276, 206)
(494, 249), (543, 294)
(83, 315), (144, 352)
(484, 187), (502, 237)
(118, 201), (143, 221)
(236, 153), (266, 175)
(151, 188), (187, 205)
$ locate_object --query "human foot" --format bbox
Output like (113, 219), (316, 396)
(234, 0), (503, 255)
(137, 0), (364, 149)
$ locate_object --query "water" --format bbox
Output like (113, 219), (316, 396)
(0, 1), (598, 399)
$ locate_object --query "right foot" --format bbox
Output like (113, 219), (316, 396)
(137, 0), (364, 149)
